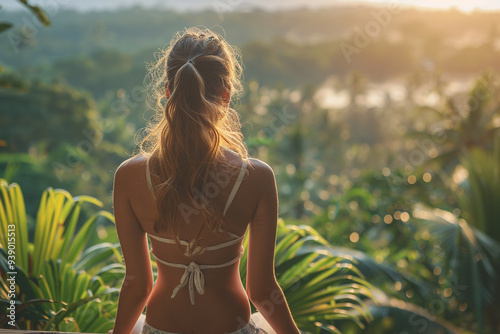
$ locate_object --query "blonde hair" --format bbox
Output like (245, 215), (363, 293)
(139, 27), (250, 254)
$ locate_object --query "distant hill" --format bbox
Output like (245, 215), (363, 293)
(1, 6), (498, 88)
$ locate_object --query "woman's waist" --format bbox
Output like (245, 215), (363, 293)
(149, 282), (249, 305)
(147, 283), (251, 331)
(153, 267), (247, 298)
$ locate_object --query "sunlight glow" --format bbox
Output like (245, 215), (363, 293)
(354, 0), (500, 12)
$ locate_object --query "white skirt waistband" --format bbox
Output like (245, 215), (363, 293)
(141, 318), (261, 334)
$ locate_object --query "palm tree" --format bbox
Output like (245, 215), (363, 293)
(408, 72), (500, 173)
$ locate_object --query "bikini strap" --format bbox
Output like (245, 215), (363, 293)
(145, 157), (155, 197)
(148, 233), (205, 256)
(204, 234), (245, 251)
(223, 160), (248, 216)
(148, 232), (244, 255)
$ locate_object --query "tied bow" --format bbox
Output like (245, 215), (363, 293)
(171, 261), (205, 305)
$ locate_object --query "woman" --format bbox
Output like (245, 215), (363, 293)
(110, 27), (301, 334)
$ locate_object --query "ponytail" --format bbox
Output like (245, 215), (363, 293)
(140, 28), (249, 254)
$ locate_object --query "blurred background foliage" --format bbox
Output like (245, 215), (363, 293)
(1, 2), (500, 333)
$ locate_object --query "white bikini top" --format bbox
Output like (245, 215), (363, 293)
(145, 157), (248, 305)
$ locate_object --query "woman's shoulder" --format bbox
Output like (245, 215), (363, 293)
(247, 157), (274, 175)
(244, 157), (277, 191)
(221, 148), (275, 184)
(114, 154), (148, 179)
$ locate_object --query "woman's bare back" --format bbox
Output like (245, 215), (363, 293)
(120, 148), (263, 333)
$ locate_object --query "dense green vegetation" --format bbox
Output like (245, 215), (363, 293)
(1, 4), (500, 333)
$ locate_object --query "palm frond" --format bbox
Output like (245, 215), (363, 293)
(413, 204), (500, 333)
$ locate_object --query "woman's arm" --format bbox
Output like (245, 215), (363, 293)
(246, 161), (301, 334)
(110, 162), (154, 334)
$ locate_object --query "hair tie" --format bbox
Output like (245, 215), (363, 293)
(187, 59), (194, 65)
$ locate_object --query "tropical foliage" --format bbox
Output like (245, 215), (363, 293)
(240, 220), (376, 333)
(0, 179), (122, 332)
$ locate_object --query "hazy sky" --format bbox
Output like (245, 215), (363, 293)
(359, 0), (500, 11)
(3, 0), (500, 12)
